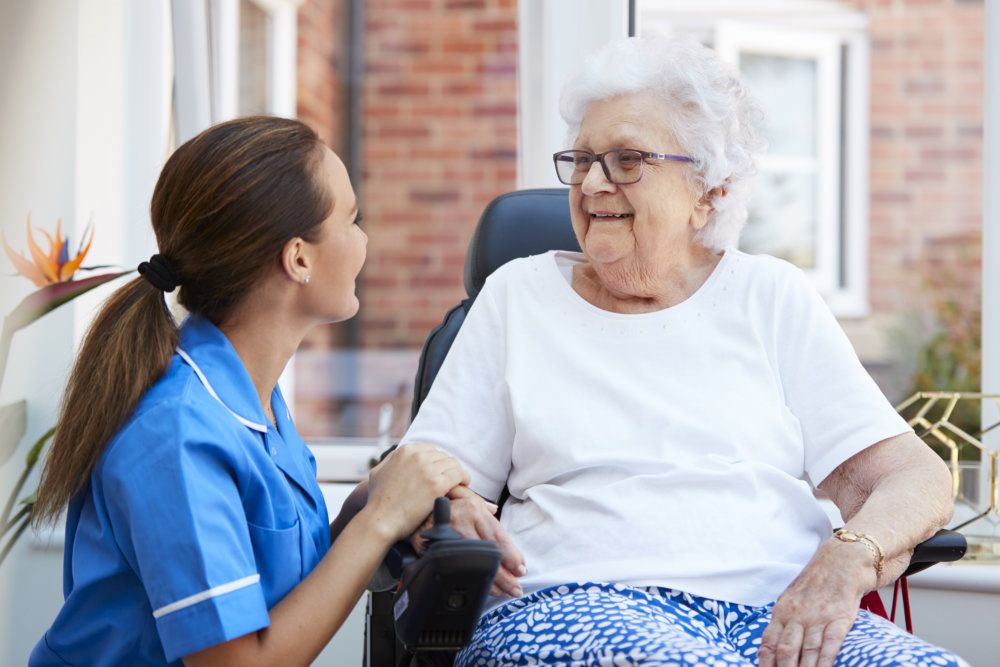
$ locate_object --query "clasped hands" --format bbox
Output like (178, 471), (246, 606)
(409, 484), (526, 598)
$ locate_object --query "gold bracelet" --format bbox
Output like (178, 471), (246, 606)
(833, 528), (885, 578)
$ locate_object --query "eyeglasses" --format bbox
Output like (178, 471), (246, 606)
(552, 149), (694, 186)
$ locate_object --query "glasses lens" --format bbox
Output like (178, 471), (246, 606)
(554, 151), (593, 185)
(606, 150), (643, 184)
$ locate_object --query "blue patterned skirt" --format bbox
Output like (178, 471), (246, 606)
(457, 582), (967, 666)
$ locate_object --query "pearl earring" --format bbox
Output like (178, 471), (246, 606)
(304, 274), (311, 285)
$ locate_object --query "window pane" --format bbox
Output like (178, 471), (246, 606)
(293, 2), (519, 440)
(740, 53), (816, 158)
(239, 0), (269, 115)
(742, 171), (816, 269)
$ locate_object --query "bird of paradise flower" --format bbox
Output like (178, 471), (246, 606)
(0, 214), (131, 565)
(2, 215), (95, 287)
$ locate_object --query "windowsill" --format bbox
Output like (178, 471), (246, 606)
(309, 438), (387, 483)
(907, 562), (1000, 594)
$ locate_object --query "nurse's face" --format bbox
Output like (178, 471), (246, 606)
(307, 147), (368, 322)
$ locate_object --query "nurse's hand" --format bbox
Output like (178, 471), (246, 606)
(365, 444), (469, 543)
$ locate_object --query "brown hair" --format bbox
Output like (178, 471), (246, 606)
(33, 116), (332, 524)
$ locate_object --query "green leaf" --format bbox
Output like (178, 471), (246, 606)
(0, 427), (53, 532)
(1, 504), (29, 538)
(0, 401), (27, 466)
(25, 426), (54, 467)
(0, 512), (31, 565)
(0, 271), (131, 392)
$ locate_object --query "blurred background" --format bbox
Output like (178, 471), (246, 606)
(0, 0), (993, 664)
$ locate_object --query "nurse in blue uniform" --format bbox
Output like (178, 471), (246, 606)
(29, 116), (468, 666)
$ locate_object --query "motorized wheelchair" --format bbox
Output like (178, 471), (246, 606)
(364, 188), (967, 667)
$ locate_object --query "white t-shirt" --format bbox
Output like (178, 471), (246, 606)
(401, 249), (910, 607)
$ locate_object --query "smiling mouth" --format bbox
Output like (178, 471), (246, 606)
(589, 212), (633, 220)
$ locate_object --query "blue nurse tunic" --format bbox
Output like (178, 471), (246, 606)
(29, 315), (331, 665)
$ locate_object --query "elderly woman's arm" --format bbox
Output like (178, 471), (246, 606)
(818, 431), (953, 583)
(758, 432), (952, 667)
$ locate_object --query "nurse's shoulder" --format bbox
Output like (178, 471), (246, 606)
(94, 353), (252, 494)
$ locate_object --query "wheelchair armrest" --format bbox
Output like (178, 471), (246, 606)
(901, 528), (967, 577)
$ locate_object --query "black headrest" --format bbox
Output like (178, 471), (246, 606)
(463, 188), (580, 299)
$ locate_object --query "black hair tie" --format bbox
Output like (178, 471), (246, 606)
(138, 254), (182, 293)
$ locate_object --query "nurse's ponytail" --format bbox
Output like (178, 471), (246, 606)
(34, 117), (332, 524)
(33, 277), (178, 524)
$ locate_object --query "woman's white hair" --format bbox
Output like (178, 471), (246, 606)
(559, 36), (765, 251)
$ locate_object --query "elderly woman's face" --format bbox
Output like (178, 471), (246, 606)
(569, 91), (711, 284)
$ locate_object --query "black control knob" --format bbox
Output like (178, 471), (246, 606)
(421, 497), (463, 544)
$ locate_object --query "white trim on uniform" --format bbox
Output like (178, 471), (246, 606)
(151, 574), (261, 619)
(176, 348), (269, 433)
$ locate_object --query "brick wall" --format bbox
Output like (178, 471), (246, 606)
(850, 0), (983, 315)
(359, 0), (518, 348)
(297, 0), (347, 154)
(295, 0), (349, 434)
(836, 0), (983, 400)
(296, 0), (348, 360)
(293, 0), (519, 436)
(293, 0), (984, 434)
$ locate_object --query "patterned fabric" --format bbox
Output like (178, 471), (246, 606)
(457, 582), (967, 667)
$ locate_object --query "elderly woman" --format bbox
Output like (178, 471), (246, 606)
(392, 37), (964, 667)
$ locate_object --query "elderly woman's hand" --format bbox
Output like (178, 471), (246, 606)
(410, 485), (526, 598)
(758, 538), (877, 667)
(760, 432), (952, 666)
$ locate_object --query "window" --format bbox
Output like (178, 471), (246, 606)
(238, 0), (271, 115)
(205, 0), (301, 121)
(638, 0), (870, 316)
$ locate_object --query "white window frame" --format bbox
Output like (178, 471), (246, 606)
(635, 0), (871, 316)
(985, 0), (1000, 438)
(209, 0), (303, 121)
(716, 23), (842, 296)
(172, 0), (302, 404)
(517, 0), (630, 189)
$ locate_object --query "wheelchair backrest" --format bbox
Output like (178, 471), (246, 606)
(411, 188), (579, 419)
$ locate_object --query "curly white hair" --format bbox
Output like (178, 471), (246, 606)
(559, 36), (766, 251)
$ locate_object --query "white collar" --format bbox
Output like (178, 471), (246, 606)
(176, 348), (268, 433)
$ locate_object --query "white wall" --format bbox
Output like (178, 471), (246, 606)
(0, 2), (359, 663)
(0, 1), (169, 663)
(0, 1), (81, 663)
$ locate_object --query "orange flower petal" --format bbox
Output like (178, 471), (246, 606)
(51, 218), (67, 268)
(76, 217), (94, 256)
(2, 230), (49, 287)
(58, 228), (93, 281)
(25, 217), (58, 283)
(40, 229), (62, 268)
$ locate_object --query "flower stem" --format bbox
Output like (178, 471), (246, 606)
(0, 514), (31, 565)
(1, 505), (29, 538)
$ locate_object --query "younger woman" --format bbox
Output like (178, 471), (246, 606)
(30, 116), (467, 666)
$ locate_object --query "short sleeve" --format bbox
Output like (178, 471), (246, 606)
(400, 280), (514, 502)
(774, 266), (911, 486)
(101, 403), (269, 662)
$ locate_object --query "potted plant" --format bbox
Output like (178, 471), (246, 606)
(0, 215), (129, 563)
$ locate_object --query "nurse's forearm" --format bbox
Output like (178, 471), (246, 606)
(329, 477), (369, 543)
(184, 504), (394, 667)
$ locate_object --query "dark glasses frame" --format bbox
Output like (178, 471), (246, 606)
(552, 149), (694, 185)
